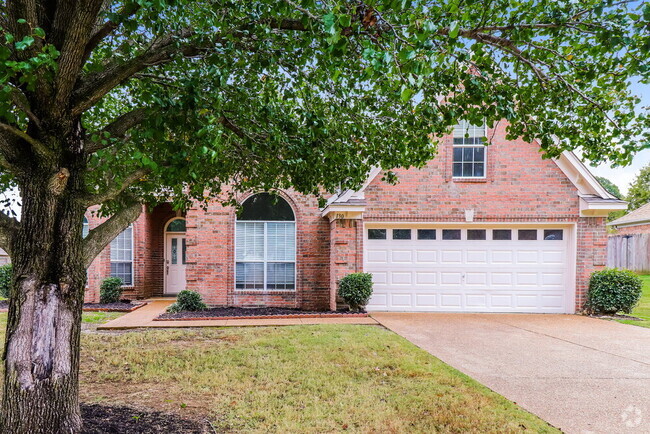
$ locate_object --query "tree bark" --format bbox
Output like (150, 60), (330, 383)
(1, 128), (88, 433)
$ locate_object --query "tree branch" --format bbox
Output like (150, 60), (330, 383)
(71, 19), (310, 116)
(81, 167), (151, 206)
(82, 200), (142, 268)
(0, 123), (53, 159)
(85, 107), (148, 153)
(83, 2), (142, 62)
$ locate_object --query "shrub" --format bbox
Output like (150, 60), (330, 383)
(0, 264), (11, 299)
(585, 268), (642, 315)
(338, 272), (373, 311)
(99, 277), (124, 304)
(167, 290), (207, 313)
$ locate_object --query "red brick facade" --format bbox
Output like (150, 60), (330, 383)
(612, 224), (650, 236)
(84, 123), (610, 312)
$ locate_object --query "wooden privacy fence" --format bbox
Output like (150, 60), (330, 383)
(608, 234), (650, 272)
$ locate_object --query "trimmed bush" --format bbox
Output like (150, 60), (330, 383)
(338, 272), (373, 311)
(99, 277), (124, 304)
(585, 268), (642, 314)
(0, 264), (11, 299)
(167, 290), (207, 313)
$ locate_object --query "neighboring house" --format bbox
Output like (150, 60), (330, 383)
(0, 248), (9, 265)
(85, 121), (626, 313)
(607, 203), (650, 271)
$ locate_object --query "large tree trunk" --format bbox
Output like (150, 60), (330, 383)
(1, 129), (88, 433)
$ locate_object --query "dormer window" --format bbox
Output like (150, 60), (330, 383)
(452, 121), (487, 178)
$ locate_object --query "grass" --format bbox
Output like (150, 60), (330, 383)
(0, 315), (556, 433)
(616, 274), (650, 329)
(81, 311), (124, 324)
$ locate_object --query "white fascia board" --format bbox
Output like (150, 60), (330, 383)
(553, 151), (614, 199)
(607, 219), (650, 228)
(579, 197), (627, 217)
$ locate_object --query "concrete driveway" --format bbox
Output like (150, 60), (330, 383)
(372, 313), (650, 434)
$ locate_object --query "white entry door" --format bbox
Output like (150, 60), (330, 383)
(364, 225), (573, 313)
(165, 234), (187, 294)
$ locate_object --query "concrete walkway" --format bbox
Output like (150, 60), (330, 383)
(373, 313), (650, 434)
(98, 299), (377, 330)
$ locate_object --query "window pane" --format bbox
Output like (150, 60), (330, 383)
(238, 193), (294, 221)
(442, 229), (461, 240)
(493, 229), (512, 240)
(110, 262), (132, 286)
(417, 229), (436, 240)
(235, 222), (264, 261)
(235, 262), (264, 290)
(474, 147), (485, 161)
(182, 238), (187, 264)
(368, 229), (386, 240)
(452, 163), (463, 177)
(393, 229), (411, 240)
(171, 238), (177, 264)
(473, 163), (484, 177)
(453, 147), (463, 161)
(463, 163), (473, 177)
(518, 229), (537, 240)
(463, 147), (474, 161)
(467, 229), (486, 240)
(267, 222), (295, 261)
(544, 229), (563, 240)
(267, 263), (295, 290)
(166, 218), (186, 232)
(110, 226), (133, 261)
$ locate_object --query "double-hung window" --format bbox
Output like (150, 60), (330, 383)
(110, 225), (133, 285)
(235, 193), (296, 291)
(452, 121), (487, 178)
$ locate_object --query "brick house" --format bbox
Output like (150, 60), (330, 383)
(85, 122), (626, 313)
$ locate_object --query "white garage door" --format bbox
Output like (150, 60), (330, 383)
(364, 226), (573, 313)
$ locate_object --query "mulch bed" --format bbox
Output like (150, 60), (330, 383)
(81, 403), (207, 433)
(0, 300), (146, 312)
(156, 306), (368, 321)
(83, 301), (146, 312)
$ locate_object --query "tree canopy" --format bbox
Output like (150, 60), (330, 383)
(627, 163), (650, 211)
(0, 0), (648, 219)
(595, 176), (622, 199)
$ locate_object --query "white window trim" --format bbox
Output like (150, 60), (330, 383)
(452, 123), (488, 180)
(110, 225), (134, 287)
(234, 220), (297, 292)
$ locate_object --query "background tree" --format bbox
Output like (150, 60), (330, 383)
(626, 164), (650, 211)
(0, 0), (648, 432)
(595, 176), (622, 199)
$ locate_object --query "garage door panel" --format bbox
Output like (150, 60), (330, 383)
(466, 250), (488, 263)
(391, 250), (412, 263)
(367, 250), (388, 263)
(415, 272), (436, 284)
(441, 250), (462, 264)
(416, 250), (437, 263)
(390, 272), (412, 285)
(365, 225), (572, 313)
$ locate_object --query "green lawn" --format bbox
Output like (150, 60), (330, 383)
(616, 274), (650, 328)
(81, 311), (124, 324)
(0, 314), (555, 433)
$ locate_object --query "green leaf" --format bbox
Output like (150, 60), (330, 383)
(449, 21), (460, 39)
(33, 28), (45, 38)
(400, 86), (414, 102)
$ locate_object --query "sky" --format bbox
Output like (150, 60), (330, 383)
(589, 79), (649, 195)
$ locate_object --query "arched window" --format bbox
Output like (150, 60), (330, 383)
(166, 218), (186, 232)
(82, 217), (89, 239)
(235, 193), (296, 291)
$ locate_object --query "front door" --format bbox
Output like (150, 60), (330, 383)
(165, 234), (186, 294)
